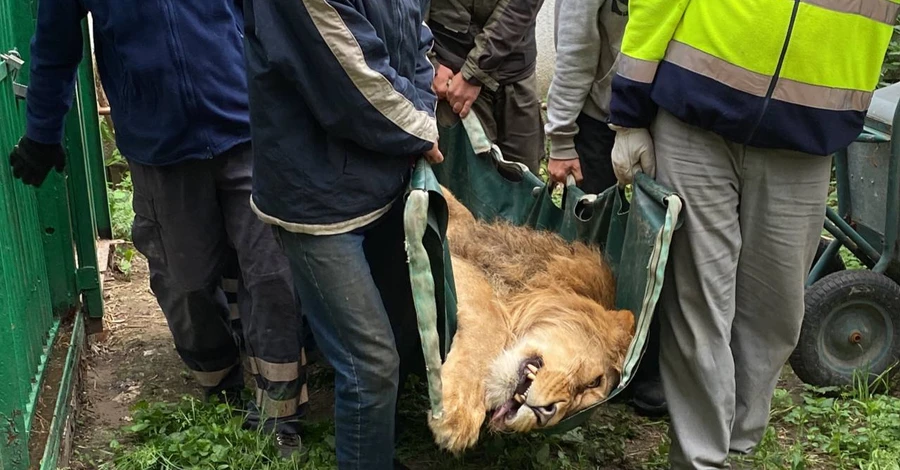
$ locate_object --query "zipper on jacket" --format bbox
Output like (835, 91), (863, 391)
(745, 0), (800, 144)
(161, 0), (210, 157)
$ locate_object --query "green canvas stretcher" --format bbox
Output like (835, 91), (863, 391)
(403, 112), (684, 434)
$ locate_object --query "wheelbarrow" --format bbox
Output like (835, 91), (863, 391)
(791, 81), (900, 387)
(401, 110), (683, 434)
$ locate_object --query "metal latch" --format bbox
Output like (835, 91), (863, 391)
(0, 50), (27, 100)
(1, 50), (24, 71)
(13, 82), (26, 100)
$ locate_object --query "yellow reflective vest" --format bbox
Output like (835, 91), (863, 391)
(609, 0), (899, 156)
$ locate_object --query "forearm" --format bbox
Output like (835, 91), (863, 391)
(461, 0), (544, 91)
(544, 0), (603, 160)
(25, 0), (87, 144)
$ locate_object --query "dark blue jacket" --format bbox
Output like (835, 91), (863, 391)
(244, 0), (438, 233)
(26, 0), (250, 166)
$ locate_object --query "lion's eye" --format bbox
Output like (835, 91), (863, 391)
(587, 375), (604, 388)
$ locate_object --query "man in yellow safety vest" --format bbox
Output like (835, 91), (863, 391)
(606, 1), (897, 468)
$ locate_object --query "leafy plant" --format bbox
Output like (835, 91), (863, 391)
(108, 173), (135, 242)
(115, 244), (136, 278)
(881, 22), (900, 87)
(105, 395), (335, 470)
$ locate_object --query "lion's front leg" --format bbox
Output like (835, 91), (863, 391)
(427, 340), (490, 453)
(428, 258), (511, 453)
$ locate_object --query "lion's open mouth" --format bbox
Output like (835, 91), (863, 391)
(489, 357), (543, 426)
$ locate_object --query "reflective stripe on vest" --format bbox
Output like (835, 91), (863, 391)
(617, 55), (658, 84)
(662, 41), (873, 112)
(802, 0), (900, 25)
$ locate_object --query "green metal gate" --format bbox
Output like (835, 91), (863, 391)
(1, 0), (111, 468)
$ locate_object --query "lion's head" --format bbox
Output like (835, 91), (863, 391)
(483, 287), (635, 432)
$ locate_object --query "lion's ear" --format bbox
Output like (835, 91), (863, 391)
(609, 309), (636, 364)
(613, 309), (636, 336)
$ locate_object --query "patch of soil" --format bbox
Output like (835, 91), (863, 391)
(27, 317), (74, 469)
(68, 253), (337, 469)
(69, 256), (201, 469)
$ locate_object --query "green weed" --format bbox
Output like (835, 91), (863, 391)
(104, 396), (337, 470)
(747, 368), (900, 470)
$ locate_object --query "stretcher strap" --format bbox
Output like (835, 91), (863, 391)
(618, 194), (683, 391)
(403, 187), (445, 419)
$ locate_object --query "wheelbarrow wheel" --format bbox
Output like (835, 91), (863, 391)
(790, 270), (900, 388)
(809, 237), (845, 276)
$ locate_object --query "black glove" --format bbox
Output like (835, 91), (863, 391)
(8, 136), (66, 187)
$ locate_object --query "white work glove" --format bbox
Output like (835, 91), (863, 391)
(609, 125), (656, 185)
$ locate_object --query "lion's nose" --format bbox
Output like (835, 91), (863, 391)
(532, 402), (560, 425)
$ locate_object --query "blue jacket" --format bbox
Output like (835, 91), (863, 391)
(26, 0), (250, 166)
(244, 0), (438, 233)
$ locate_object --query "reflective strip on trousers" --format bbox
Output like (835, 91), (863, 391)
(221, 278), (239, 293)
(663, 41), (873, 112)
(248, 356), (300, 382)
(192, 364), (237, 387)
(228, 303), (240, 320)
(255, 386), (309, 418)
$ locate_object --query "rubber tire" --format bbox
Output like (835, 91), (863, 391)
(791, 270), (900, 387)
(809, 237), (845, 276)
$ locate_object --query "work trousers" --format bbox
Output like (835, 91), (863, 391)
(275, 199), (422, 470)
(470, 73), (546, 175)
(651, 110), (831, 469)
(129, 142), (308, 431)
(572, 112), (618, 195)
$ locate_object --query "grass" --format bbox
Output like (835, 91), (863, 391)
(735, 368), (900, 470)
(101, 397), (335, 470)
(96, 366), (900, 470)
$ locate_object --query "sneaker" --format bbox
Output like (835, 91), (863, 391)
(275, 432), (303, 459)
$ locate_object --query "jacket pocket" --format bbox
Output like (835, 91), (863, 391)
(131, 192), (168, 269)
(430, 0), (472, 34)
(589, 54), (618, 113)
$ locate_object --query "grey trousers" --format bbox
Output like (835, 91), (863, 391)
(651, 110), (831, 469)
(129, 142), (308, 425)
(470, 73), (546, 175)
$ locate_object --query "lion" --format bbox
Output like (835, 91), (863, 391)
(427, 187), (636, 453)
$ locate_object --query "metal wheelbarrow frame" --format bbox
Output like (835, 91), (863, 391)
(793, 83), (900, 388)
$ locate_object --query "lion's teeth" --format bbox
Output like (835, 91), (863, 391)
(527, 373), (536, 380)
(514, 394), (525, 403)
(526, 364), (539, 374)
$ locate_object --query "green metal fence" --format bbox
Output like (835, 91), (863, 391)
(1, 1), (109, 468)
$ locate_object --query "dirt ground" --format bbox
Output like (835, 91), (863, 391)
(66, 253), (671, 469)
(69, 256), (201, 469)
(67, 251), (878, 470)
(68, 255), (349, 469)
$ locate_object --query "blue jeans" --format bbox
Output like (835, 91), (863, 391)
(275, 202), (418, 469)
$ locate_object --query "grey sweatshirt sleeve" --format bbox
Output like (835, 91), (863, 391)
(544, 0), (605, 160)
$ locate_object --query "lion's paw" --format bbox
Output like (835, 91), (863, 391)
(428, 404), (485, 454)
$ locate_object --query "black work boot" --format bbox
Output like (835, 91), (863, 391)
(631, 376), (667, 417)
(275, 431), (303, 459)
(243, 402), (305, 460)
